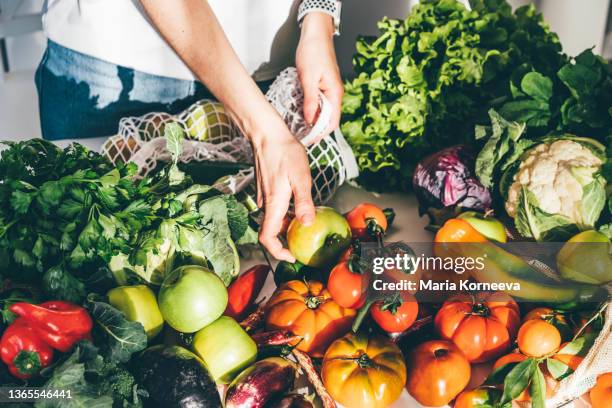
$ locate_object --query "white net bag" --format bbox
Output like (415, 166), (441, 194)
(548, 302), (612, 408)
(101, 67), (358, 204)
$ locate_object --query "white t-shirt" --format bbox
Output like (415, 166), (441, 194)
(43, 0), (301, 81)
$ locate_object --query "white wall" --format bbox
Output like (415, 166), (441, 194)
(3, 0), (45, 71)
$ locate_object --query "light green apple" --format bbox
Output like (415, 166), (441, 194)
(458, 211), (507, 242)
(158, 265), (228, 333)
(108, 285), (164, 339)
(192, 316), (257, 384)
(557, 230), (611, 284)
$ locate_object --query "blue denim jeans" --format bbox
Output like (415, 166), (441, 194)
(35, 40), (271, 140)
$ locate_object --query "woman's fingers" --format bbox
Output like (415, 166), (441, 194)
(292, 172), (315, 226)
(259, 188), (295, 262)
(322, 73), (343, 134)
(300, 72), (320, 125)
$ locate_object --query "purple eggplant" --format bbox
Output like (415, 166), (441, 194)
(224, 357), (296, 408)
(269, 394), (315, 408)
(412, 145), (492, 226)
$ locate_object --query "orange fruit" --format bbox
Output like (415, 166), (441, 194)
(590, 372), (612, 408)
(517, 320), (561, 357)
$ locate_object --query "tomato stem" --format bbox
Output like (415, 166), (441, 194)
(305, 296), (324, 309)
(352, 299), (374, 333)
(471, 302), (490, 317)
(356, 353), (375, 369)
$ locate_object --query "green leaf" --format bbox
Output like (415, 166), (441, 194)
(10, 190), (33, 214)
(546, 357), (574, 381)
(165, 122), (184, 165)
(475, 110), (528, 188)
(521, 72), (553, 102)
(42, 265), (86, 303)
(99, 168), (120, 187)
(198, 197), (241, 285)
(515, 187), (578, 241)
(580, 176), (606, 227)
(484, 361), (519, 385)
(36, 348), (114, 408)
(529, 365), (546, 408)
(558, 333), (597, 356)
(85, 298), (147, 364)
(500, 358), (536, 404)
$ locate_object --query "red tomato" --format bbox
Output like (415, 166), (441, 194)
(371, 293), (418, 333)
(327, 261), (367, 309)
(345, 203), (388, 241)
(434, 292), (520, 363)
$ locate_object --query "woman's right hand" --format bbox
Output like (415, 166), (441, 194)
(250, 115), (315, 262)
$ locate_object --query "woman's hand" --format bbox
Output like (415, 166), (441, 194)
(140, 0), (317, 260)
(296, 13), (343, 137)
(251, 116), (315, 262)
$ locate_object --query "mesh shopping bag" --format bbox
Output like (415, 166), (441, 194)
(101, 68), (358, 204)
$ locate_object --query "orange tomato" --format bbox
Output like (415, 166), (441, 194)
(265, 280), (356, 357)
(345, 203), (388, 241)
(434, 292), (520, 362)
(517, 319), (561, 357)
(406, 340), (471, 407)
(590, 372), (612, 408)
(327, 261), (367, 309)
(322, 333), (406, 408)
(434, 219), (488, 243)
(454, 388), (502, 408)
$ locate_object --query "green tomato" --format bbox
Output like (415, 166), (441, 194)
(458, 211), (507, 243)
(158, 265), (228, 333)
(192, 316), (257, 384)
(287, 206), (352, 268)
(108, 285), (164, 339)
(557, 230), (612, 284)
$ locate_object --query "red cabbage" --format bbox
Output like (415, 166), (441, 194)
(412, 145), (492, 223)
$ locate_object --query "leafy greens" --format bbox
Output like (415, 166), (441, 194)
(341, 0), (565, 191)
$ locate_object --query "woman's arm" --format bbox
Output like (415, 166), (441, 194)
(297, 12), (344, 135)
(139, 0), (315, 262)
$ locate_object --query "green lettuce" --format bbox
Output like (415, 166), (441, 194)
(341, 0), (564, 191)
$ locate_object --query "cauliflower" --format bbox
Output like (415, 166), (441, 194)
(506, 140), (602, 219)
(504, 138), (607, 241)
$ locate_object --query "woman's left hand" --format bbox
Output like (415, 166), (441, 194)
(296, 13), (343, 138)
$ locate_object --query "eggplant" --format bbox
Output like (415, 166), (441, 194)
(269, 394), (315, 408)
(134, 345), (222, 408)
(225, 357), (296, 408)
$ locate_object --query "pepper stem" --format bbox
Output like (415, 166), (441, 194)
(13, 350), (42, 376)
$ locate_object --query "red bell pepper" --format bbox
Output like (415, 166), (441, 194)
(0, 319), (54, 379)
(225, 264), (270, 320)
(10, 301), (93, 353)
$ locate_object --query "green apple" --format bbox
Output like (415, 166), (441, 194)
(287, 206), (352, 268)
(192, 316), (257, 384)
(557, 230), (611, 284)
(158, 265), (228, 333)
(108, 285), (164, 339)
(458, 211), (507, 243)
